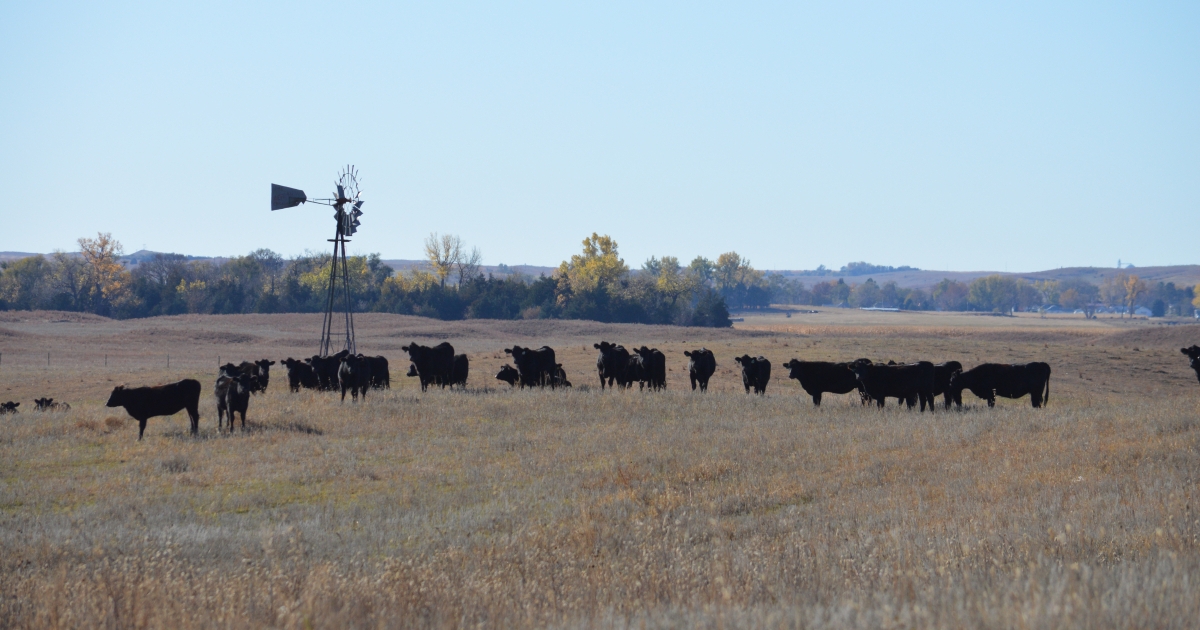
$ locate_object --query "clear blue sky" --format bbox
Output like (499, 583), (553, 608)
(2, 1), (1196, 272)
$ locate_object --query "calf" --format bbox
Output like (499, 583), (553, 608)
(634, 347), (666, 391)
(403, 342), (455, 391)
(281, 357), (319, 392)
(783, 359), (867, 406)
(626, 353), (648, 390)
(495, 364), (521, 387)
(553, 363), (572, 388)
(594, 341), (631, 389)
(34, 398), (71, 412)
(504, 345), (558, 388)
(683, 349), (717, 392)
(850, 360), (935, 410)
(1182, 346), (1200, 384)
(933, 361), (964, 409)
(734, 355), (772, 394)
(339, 354), (373, 402)
(106, 379), (202, 440)
(949, 363), (1051, 408)
(0, 402), (18, 414)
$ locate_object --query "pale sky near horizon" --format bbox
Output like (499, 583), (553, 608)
(1, 2), (1196, 272)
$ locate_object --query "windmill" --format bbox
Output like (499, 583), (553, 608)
(271, 166), (365, 356)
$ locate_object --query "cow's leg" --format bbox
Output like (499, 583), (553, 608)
(189, 407), (199, 435)
(341, 385), (348, 402)
(812, 392), (822, 406)
(138, 418), (147, 440)
(1030, 391), (1042, 408)
(876, 397), (885, 408)
(690, 376), (697, 391)
(987, 396), (996, 408)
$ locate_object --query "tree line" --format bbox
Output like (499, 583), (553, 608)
(1, 232), (1194, 322)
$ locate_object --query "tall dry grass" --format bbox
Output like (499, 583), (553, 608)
(2, 383), (1198, 628)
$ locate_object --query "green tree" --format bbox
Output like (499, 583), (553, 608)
(968, 275), (1018, 312)
(849, 278), (882, 308)
(932, 278), (970, 311)
(0, 255), (51, 310)
(557, 233), (628, 294)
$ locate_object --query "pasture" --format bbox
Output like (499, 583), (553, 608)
(1, 309), (1199, 628)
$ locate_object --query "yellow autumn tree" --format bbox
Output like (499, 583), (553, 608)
(557, 233), (628, 294)
(78, 232), (134, 314)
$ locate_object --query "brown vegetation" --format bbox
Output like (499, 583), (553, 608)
(1, 311), (1199, 627)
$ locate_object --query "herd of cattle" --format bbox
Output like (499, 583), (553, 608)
(7, 344), (1200, 440)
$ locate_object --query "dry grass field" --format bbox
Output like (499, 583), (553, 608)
(2, 309), (1199, 628)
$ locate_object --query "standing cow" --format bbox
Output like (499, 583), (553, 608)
(734, 355), (771, 394)
(850, 360), (936, 410)
(403, 342), (455, 391)
(949, 363), (1051, 408)
(594, 342), (631, 390)
(634, 347), (666, 391)
(932, 361), (964, 409)
(106, 379), (202, 440)
(281, 358), (319, 392)
(683, 349), (716, 392)
(504, 346), (558, 388)
(339, 354), (373, 402)
(783, 359), (867, 406)
(1182, 346), (1200, 384)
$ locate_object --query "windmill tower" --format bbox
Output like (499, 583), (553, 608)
(271, 166), (365, 356)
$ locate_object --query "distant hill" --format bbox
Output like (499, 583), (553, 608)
(769, 265), (1200, 289)
(3, 250), (1195, 288)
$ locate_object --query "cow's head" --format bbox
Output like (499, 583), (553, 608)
(255, 359), (275, 384)
(947, 369), (966, 391)
(634, 346), (657, 359)
(1, 401), (19, 413)
(848, 359), (874, 379)
(105, 387), (126, 407)
(734, 355), (754, 367)
(34, 397), (52, 411)
(943, 360), (963, 373)
(595, 341), (615, 352)
(784, 359), (803, 379)
(495, 364), (520, 386)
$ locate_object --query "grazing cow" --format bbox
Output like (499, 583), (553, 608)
(949, 363), (1051, 408)
(308, 350), (350, 390)
(683, 349), (717, 392)
(281, 358), (319, 392)
(633, 347), (666, 391)
(402, 342), (455, 391)
(783, 359), (868, 406)
(504, 346), (558, 388)
(850, 360), (936, 410)
(552, 363), (572, 388)
(365, 356), (390, 389)
(338, 354), (373, 402)
(34, 398), (71, 412)
(449, 354), (469, 389)
(0, 402), (19, 414)
(933, 361), (964, 409)
(106, 379), (202, 440)
(734, 355), (772, 394)
(594, 342), (631, 389)
(1181, 346), (1200, 383)
(495, 364), (521, 387)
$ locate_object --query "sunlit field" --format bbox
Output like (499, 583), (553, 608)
(1, 310), (1199, 628)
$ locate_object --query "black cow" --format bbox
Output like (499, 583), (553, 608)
(495, 364), (520, 387)
(34, 398), (70, 412)
(1181, 346), (1200, 383)
(216, 369), (252, 432)
(626, 353), (647, 390)
(403, 342), (455, 391)
(281, 358), (319, 392)
(339, 354), (373, 402)
(504, 346), (558, 388)
(106, 379), (202, 440)
(452, 354), (470, 388)
(933, 361), (964, 409)
(0, 402), (19, 414)
(734, 355), (772, 394)
(309, 350), (350, 390)
(850, 360), (936, 410)
(245, 359), (275, 392)
(683, 349), (717, 392)
(949, 363), (1051, 408)
(783, 359), (868, 406)
(633, 347), (666, 391)
(366, 356), (390, 389)
(594, 341), (631, 389)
